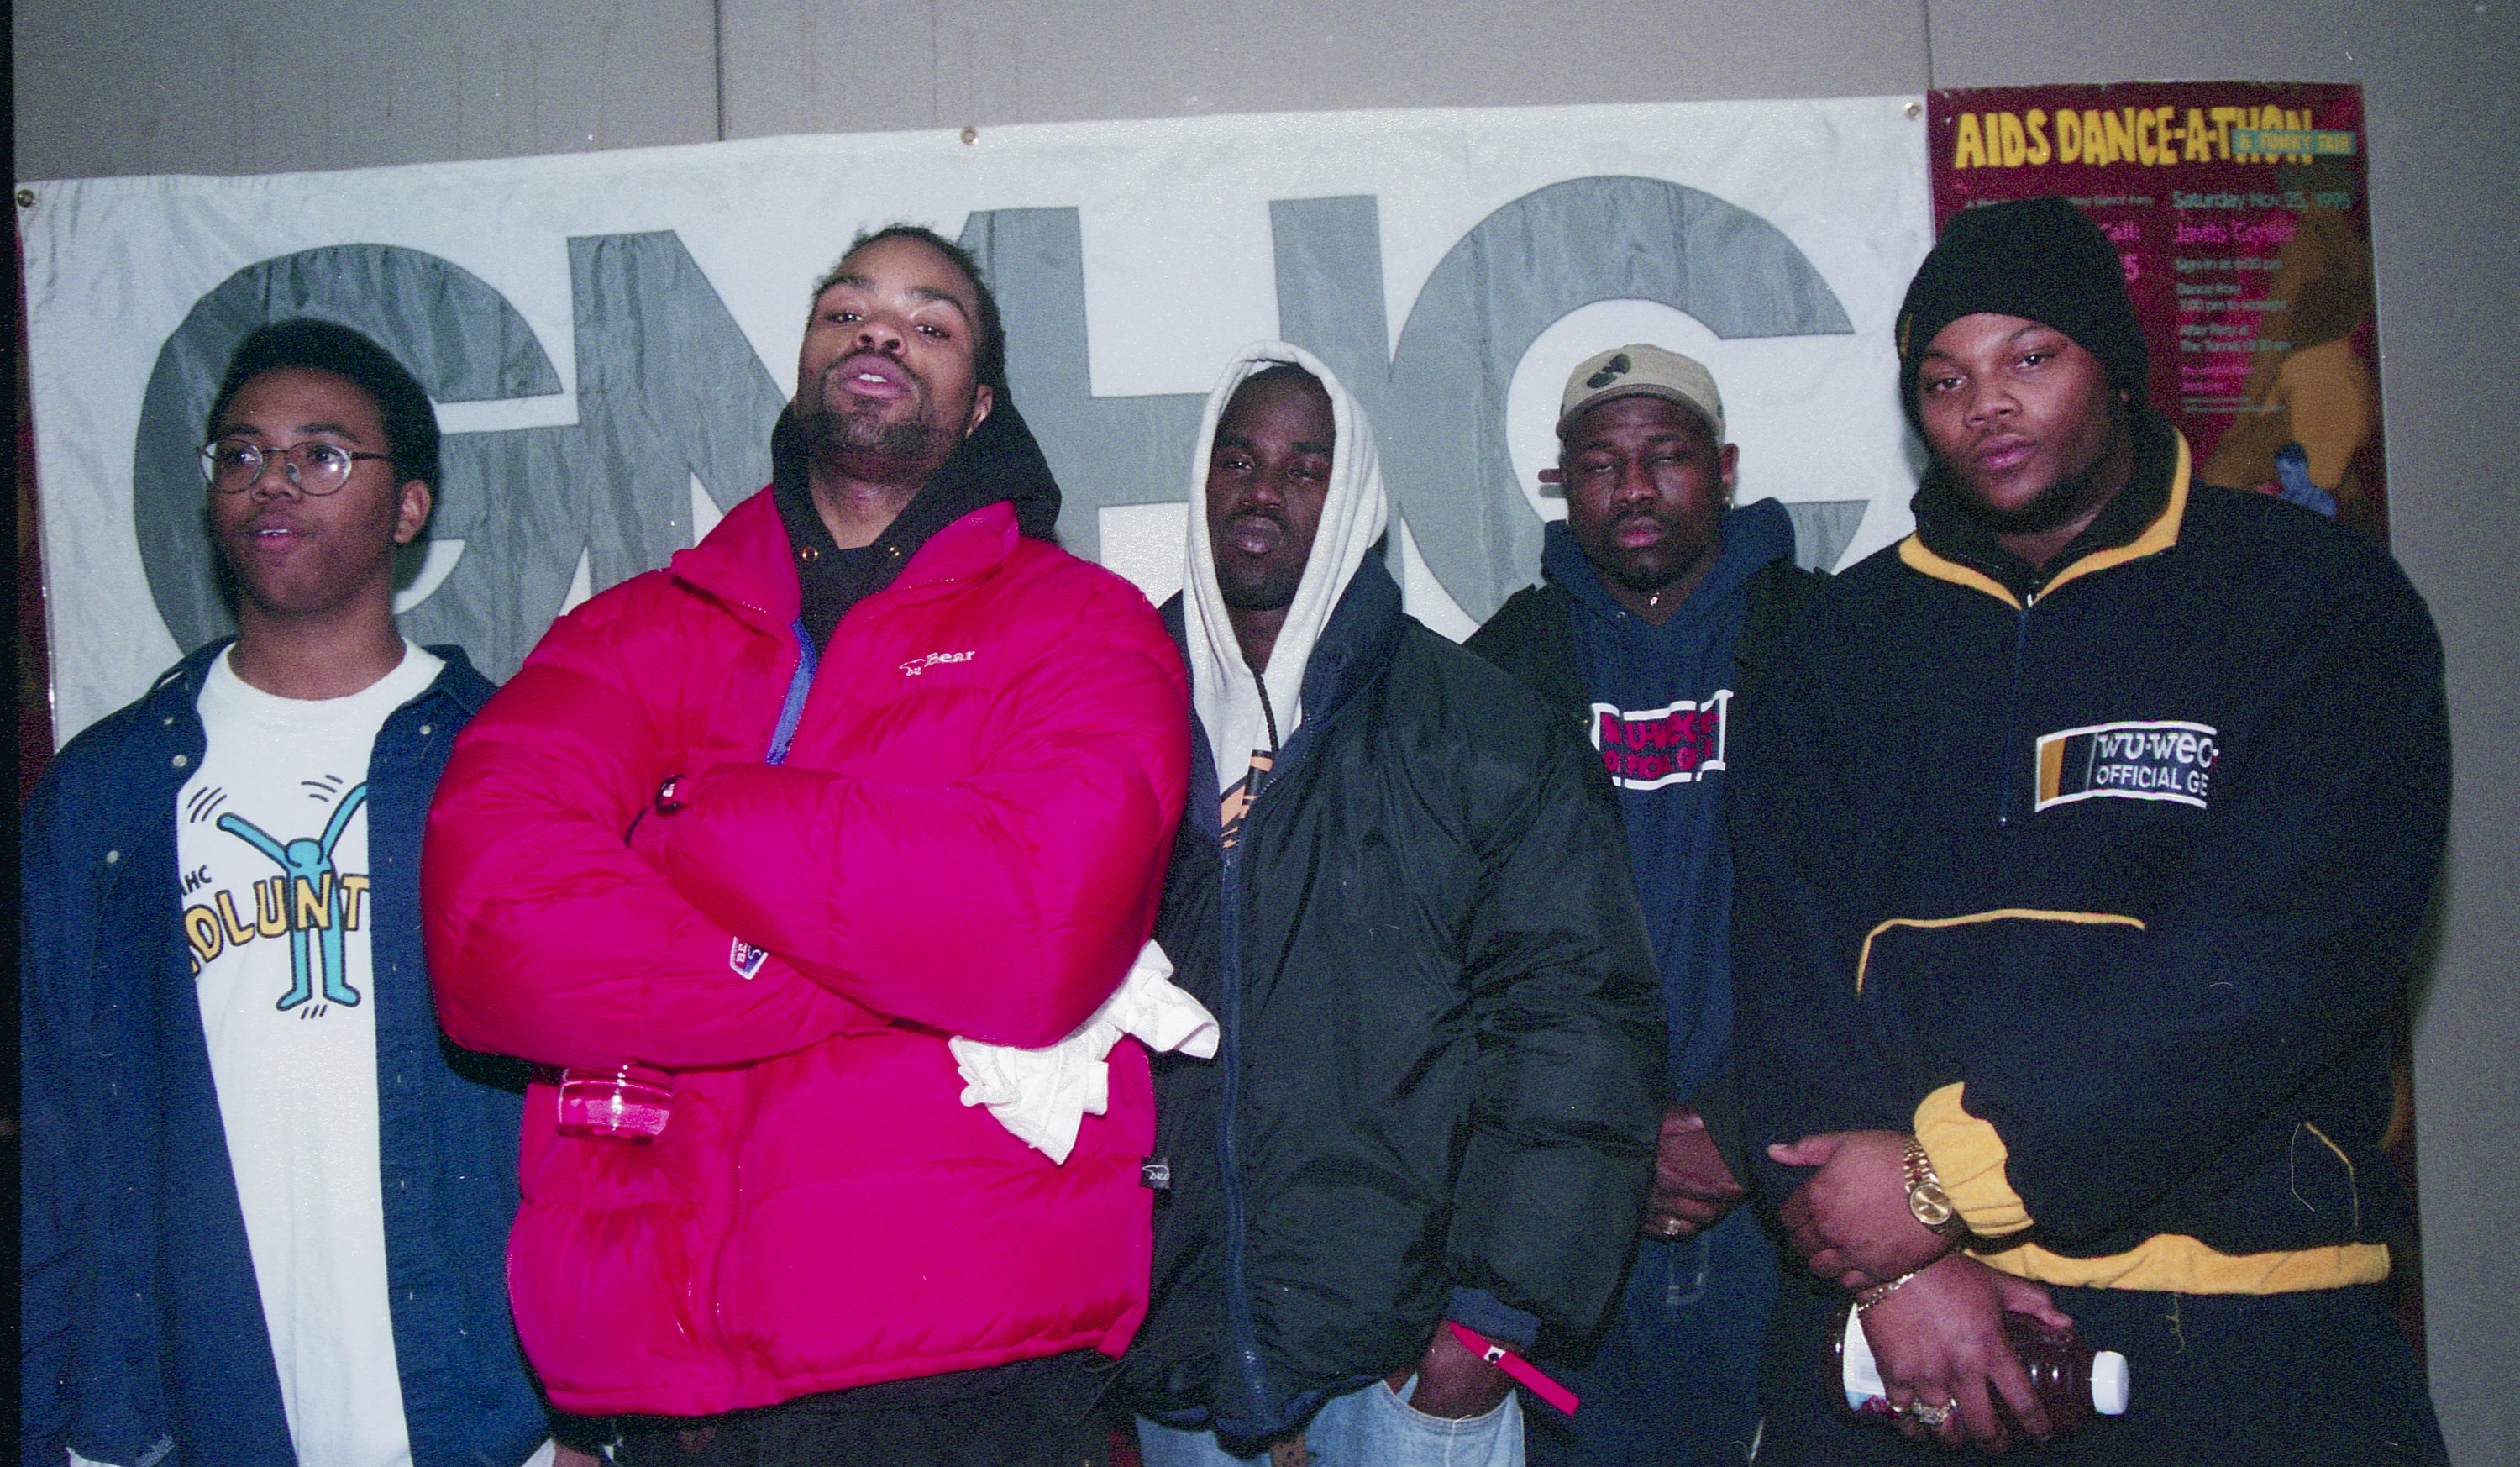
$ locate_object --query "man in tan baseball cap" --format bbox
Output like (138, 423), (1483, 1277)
(1546, 344), (1736, 618)
(1557, 343), (1727, 441)
(1467, 340), (1821, 1467)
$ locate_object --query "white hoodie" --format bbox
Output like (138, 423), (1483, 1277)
(1182, 342), (1391, 795)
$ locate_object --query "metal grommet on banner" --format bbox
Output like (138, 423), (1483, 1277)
(960, 126), (979, 145)
(16, 188), (34, 208)
(1905, 102), (1923, 119)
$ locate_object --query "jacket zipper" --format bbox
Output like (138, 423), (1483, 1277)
(1215, 814), (1273, 1420)
(675, 544), (974, 1387)
(1998, 599), (2034, 827)
(764, 621), (819, 766)
(1218, 668), (1284, 1425)
(702, 618), (821, 1389)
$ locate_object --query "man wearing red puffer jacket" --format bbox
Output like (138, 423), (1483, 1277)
(424, 225), (1189, 1466)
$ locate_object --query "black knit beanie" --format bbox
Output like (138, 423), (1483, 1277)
(1895, 197), (2147, 431)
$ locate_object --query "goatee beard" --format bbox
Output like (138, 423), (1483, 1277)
(1956, 450), (2122, 538)
(1963, 471), (2098, 536)
(796, 405), (952, 472)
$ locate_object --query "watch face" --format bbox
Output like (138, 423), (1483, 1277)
(1910, 1185), (1956, 1228)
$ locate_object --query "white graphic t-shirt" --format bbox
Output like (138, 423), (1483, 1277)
(178, 642), (440, 1467)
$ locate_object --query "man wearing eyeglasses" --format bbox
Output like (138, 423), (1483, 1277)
(21, 319), (556, 1467)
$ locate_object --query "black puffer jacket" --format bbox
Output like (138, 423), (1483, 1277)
(1123, 559), (1664, 1443)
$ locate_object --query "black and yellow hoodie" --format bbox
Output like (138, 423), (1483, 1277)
(1731, 410), (2447, 1293)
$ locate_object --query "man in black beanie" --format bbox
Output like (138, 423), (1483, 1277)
(1728, 196), (2452, 1462)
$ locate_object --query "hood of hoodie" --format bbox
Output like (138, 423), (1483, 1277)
(1183, 342), (1389, 794)
(1542, 495), (1796, 641)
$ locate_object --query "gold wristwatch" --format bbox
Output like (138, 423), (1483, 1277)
(1903, 1136), (1971, 1240)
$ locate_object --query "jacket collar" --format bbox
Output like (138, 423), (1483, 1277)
(1899, 413), (2190, 609)
(1541, 497), (1798, 635)
(669, 486), (1024, 636)
(1291, 553), (1406, 735)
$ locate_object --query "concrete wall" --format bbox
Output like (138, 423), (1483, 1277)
(17, 3), (2517, 1461)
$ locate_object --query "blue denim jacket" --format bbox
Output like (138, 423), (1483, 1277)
(20, 642), (547, 1467)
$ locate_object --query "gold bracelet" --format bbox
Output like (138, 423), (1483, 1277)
(1853, 1268), (1924, 1314)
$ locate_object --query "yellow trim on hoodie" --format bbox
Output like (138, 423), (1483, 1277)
(2038, 434), (2192, 600)
(1914, 1084), (2391, 1292)
(1914, 1083), (2032, 1238)
(1854, 908), (2145, 995)
(1897, 535), (2019, 607)
(1893, 429), (2194, 608)
(1973, 1236), (2391, 1294)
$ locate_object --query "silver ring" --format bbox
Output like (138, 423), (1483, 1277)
(1904, 1401), (1954, 1428)
(1662, 1217), (1684, 1237)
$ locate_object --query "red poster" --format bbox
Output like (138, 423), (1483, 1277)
(1928, 83), (2385, 541)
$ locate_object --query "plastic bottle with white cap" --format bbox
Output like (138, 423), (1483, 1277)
(1835, 1303), (2132, 1433)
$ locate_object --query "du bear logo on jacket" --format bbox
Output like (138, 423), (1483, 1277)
(900, 650), (978, 677)
(2035, 718), (2218, 812)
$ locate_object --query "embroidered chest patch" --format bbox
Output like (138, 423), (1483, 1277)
(1590, 691), (1729, 791)
(2035, 719), (2218, 812)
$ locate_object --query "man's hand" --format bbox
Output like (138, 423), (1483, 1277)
(1856, 1253), (2072, 1452)
(1384, 1325), (1513, 1419)
(1770, 1128), (1951, 1289)
(1645, 1104), (1747, 1238)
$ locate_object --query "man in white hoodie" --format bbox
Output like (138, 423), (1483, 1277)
(1121, 346), (1665, 1466)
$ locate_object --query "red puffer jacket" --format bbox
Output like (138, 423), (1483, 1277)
(424, 487), (1189, 1417)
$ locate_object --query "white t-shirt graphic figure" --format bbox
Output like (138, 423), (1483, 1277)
(176, 642), (439, 1467)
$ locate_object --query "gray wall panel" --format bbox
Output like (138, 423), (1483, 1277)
(12, 0), (719, 181)
(717, 0), (1930, 139)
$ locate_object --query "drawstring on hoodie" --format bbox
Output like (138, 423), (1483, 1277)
(1249, 665), (1282, 756)
(1247, 663), (1281, 796)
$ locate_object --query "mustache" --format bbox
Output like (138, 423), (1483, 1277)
(822, 352), (928, 396)
(1221, 504), (1290, 531)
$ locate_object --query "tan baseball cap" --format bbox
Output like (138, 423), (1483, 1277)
(1557, 344), (1725, 442)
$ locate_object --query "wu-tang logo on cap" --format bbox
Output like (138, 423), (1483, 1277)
(1586, 353), (1633, 390)
(1557, 343), (1726, 440)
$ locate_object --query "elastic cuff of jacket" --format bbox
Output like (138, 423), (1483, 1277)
(1446, 1287), (1539, 1351)
(1914, 1083), (2034, 1238)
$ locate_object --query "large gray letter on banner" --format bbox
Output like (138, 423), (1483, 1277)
(134, 245), (560, 657)
(965, 180), (1855, 619)
(958, 208), (1208, 564)
(1370, 177), (1852, 619)
(136, 234), (784, 678)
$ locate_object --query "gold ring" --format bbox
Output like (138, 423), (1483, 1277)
(1904, 1401), (1954, 1428)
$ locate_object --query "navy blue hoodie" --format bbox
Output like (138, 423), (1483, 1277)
(1542, 497), (1798, 1097)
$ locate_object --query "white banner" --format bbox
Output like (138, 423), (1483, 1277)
(23, 97), (1932, 741)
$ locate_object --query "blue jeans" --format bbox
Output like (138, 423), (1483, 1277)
(1138, 1376), (1525, 1467)
(1526, 1205), (1777, 1466)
